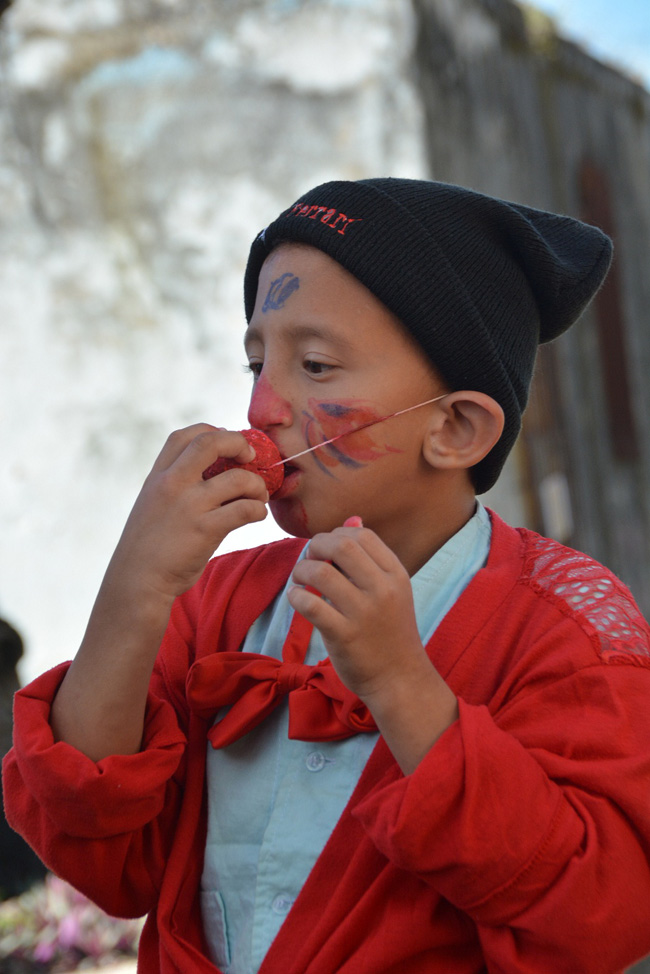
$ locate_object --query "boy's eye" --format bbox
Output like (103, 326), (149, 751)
(245, 362), (263, 380)
(304, 360), (332, 375)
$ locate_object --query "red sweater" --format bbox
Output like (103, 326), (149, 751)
(4, 512), (650, 974)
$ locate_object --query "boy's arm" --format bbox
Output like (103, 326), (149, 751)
(353, 667), (650, 972)
(3, 659), (188, 918)
(50, 424), (269, 761)
(290, 524), (650, 970)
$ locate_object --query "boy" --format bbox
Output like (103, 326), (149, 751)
(4, 178), (650, 974)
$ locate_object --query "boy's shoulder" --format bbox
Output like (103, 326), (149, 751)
(502, 517), (650, 665)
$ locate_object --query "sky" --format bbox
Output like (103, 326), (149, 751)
(530, 0), (650, 90)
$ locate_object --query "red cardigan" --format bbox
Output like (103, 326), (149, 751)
(4, 512), (650, 974)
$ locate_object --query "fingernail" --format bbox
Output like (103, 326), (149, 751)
(343, 515), (363, 528)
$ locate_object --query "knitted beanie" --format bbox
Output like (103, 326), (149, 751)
(243, 178), (612, 493)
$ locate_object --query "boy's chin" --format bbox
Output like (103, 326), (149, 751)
(268, 498), (313, 539)
(269, 499), (349, 540)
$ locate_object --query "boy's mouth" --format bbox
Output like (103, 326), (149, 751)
(265, 458), (300, 500)
(282, 460), (300, 479)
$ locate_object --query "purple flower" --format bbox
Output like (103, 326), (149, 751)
(33, 938), (56, 962)
(58, 912), (82, 950)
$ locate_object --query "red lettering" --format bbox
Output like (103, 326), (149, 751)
(286, 202), (361, 235)
(328, 211), (348, 230)
(336, 216), (361, 236)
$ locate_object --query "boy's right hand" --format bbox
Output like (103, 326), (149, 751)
(51, 425), (269, 760)
(109, 424), (270, 604)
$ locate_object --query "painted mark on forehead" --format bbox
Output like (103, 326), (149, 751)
(262, 272), (300, 312)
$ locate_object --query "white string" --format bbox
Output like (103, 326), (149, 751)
(265, 393), (450, 468)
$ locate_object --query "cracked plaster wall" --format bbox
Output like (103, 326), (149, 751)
(0, 0), (428, 681)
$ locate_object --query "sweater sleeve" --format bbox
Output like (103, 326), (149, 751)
(353, 656), (650, 973)
(2, 662), (187, 919)
(1, 542), (299, 924)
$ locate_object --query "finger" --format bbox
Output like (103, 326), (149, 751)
(287, 583), (345, 640)
(172, 429), (256, 482)
(150, 424), (222, 474)
(303, 535), (380, 593)
(292, 557), (362, 614)
(206, 495), (269, 536)
(203, 466), (270, 506)
(307, 527), (398, 579)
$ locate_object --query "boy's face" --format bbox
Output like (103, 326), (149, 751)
(245, 243), (447, 540)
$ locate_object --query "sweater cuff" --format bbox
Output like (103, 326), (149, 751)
(353, 698), (582, 922)
(8, 663), (187, 838)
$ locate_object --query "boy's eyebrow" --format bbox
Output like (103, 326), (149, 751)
(243, 322), (356, 353)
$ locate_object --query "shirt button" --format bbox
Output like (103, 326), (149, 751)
(271, 893), (293, 915)
(305, 750), (326, 772)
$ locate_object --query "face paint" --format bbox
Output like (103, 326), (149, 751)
(262, 272), (300, 312)
(301, 399), (403, 476)
(248, 371), (292, 429)
(264, 392), (450, 471)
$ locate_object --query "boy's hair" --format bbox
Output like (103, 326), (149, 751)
(243, 178), (612, 493)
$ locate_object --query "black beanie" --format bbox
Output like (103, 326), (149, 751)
(243, 178), (612, 493)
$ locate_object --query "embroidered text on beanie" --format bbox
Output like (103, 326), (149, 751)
(243, 178), (612, 493)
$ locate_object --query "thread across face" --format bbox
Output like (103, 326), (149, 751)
(245, 243), (446, 540)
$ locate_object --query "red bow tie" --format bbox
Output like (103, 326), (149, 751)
(186, 600), (377, 748)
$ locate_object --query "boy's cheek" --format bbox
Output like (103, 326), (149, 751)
(303, 398), (403, 472)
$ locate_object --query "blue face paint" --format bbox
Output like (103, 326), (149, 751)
(262, 272), (300, 312)
(323, 441), (363, 469)
(302, 410), (365, 479)
(317, 402), (352, 418)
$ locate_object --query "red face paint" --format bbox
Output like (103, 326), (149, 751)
(247, 372), (291, 429)
(302, 398), (402, 473)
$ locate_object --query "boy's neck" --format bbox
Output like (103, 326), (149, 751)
(382, 493), (479, 577)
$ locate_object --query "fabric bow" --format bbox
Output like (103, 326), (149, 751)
(186, 604), (377, 747)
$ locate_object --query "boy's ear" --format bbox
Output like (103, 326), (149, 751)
(422, 391), (505, 472)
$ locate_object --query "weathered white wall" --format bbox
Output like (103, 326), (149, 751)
(0, 0), (428, 682)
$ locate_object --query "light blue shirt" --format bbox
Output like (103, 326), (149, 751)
(201, 504), (491, 974)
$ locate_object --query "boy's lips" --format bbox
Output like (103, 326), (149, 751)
(271, 457), (301, 499)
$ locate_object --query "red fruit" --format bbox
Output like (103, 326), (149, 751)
(202, 428), (284, 496)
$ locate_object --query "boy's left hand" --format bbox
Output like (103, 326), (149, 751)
(289, 523), (423, 701)
(288, 522), (459, 773)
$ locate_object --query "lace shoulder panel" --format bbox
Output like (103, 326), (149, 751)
(521, 532), (650, 663)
